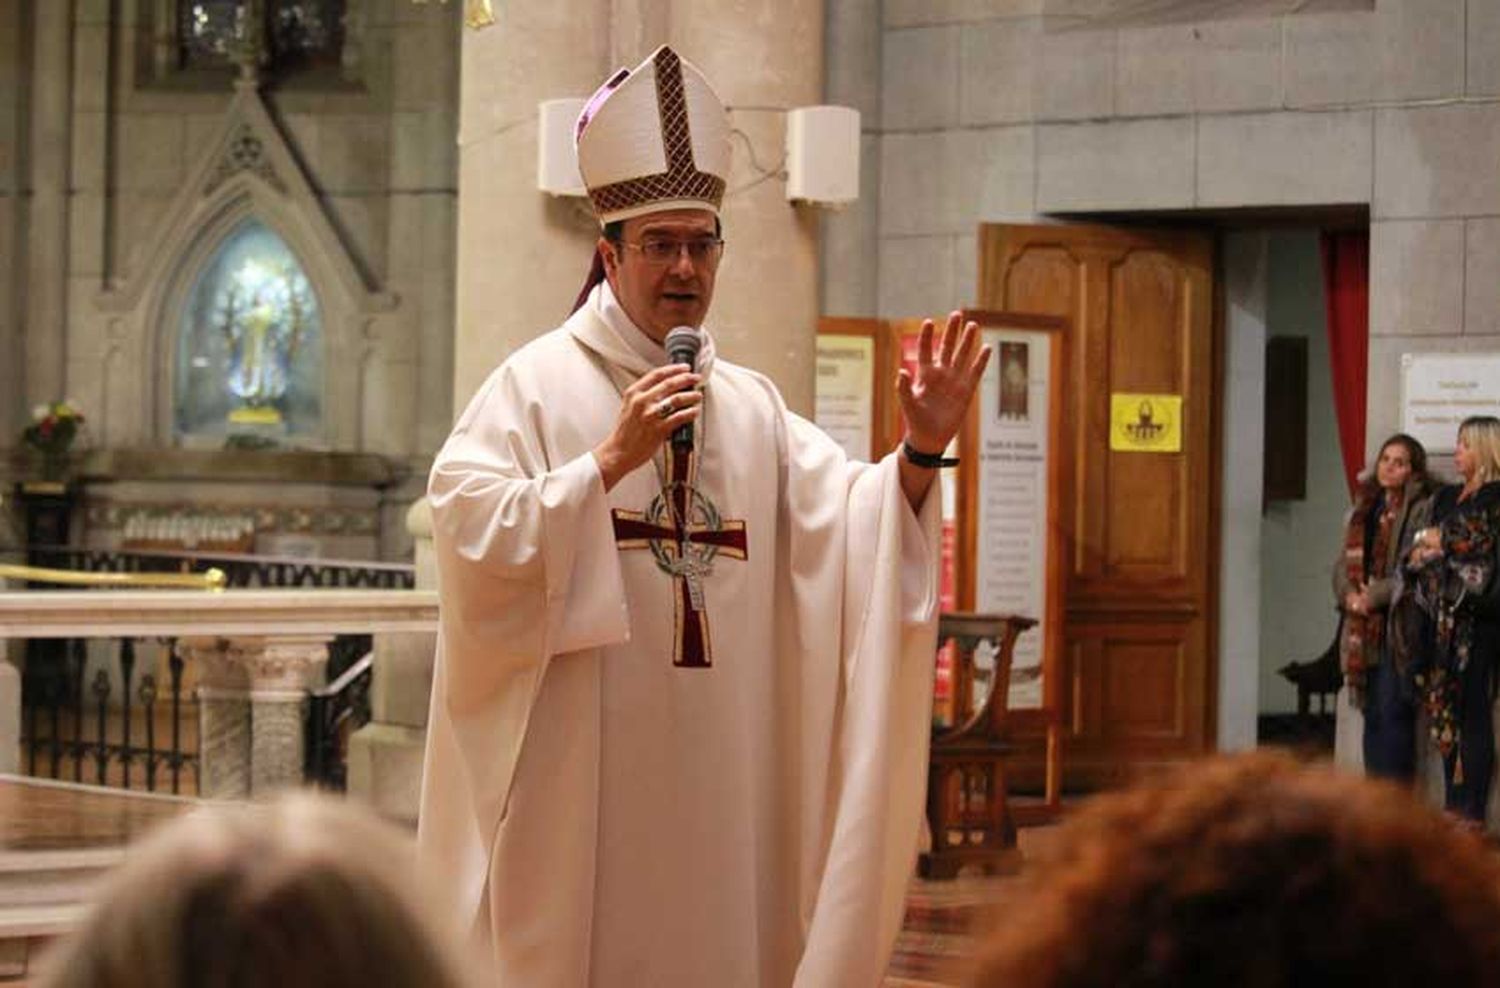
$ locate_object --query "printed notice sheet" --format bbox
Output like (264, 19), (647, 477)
(814, 336), (876, 462)
(976, 329), (1052, 709)
(1402, 353), (1500, 454)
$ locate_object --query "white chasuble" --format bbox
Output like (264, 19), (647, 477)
(418, 284), (942, 987)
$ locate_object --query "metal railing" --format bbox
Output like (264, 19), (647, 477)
(6, 552), (424, 796)
(306, 651), (374, 790)
(4, 566), (220, 795)
(24, 635), (197, 794)
(21, 545), (415, 589)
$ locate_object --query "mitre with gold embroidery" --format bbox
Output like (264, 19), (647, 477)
(575, 46), (731, 224)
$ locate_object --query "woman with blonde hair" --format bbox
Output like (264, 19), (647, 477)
(35, 795), (472, 988)
(1404, 414), (1500, 822)
(1333, 433), (1433, 780)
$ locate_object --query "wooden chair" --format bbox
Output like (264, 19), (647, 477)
(1277, 627), (1341, 720)
(920, 612), (1060, 879)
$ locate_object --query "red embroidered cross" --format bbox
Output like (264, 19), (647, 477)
(611, 444), (747, 668)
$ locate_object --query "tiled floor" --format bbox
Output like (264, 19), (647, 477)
(0, 774), (1057, 987)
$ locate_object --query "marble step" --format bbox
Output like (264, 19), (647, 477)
(0, 846), (119, 942)
(0, 849), (119, 982)
(0, 847), (119, 909)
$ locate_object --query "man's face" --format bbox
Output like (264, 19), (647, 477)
(600, 208), (721, 343)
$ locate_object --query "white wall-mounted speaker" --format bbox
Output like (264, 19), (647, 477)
(537, 98), (588, 197)
(785, 105), (861, 206)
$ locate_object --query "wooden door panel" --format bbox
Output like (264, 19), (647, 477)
(1100, 637), (1186, 739)
(1108, 250), (1186, 393)
(1003, 247), (1079, 321)
(1104, 454), (1186, 573)
(1068, 626), (1196, 742)
(981, 223), (1217, 789)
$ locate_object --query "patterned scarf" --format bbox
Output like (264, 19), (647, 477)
(1340, 488), (1403, 708)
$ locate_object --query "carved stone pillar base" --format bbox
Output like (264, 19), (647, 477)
(250, 691), (310, 793)
(182, 635), (330, 798)
(197, 690), (252, 798)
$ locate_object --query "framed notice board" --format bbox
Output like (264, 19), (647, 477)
(959, 310), (1066, 714)
(816, 312), (1066, 722)
(815, 317), (889, 462)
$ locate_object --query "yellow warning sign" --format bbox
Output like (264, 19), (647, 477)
(1110, 393), (1182, 453)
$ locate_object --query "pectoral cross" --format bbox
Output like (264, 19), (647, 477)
(611, 444), (747, 668)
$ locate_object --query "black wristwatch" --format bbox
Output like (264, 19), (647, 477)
(902, 440), (960, 469)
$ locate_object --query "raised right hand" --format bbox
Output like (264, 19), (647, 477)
(592, 364), (703, 492)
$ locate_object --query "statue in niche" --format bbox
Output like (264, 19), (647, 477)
(212, 258), (312, 424)
(175, 219), (323, 445)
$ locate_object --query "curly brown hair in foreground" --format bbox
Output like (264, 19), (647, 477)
(969, 752), (1500, 988)
(34, 794), (470, 988)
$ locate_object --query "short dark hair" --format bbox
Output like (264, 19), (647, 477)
(600, 216), (722, 243)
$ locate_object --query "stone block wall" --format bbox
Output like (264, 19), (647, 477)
(844, 0), (1499, 457)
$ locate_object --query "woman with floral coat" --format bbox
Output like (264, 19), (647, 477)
(1403, 416), (1500, 823)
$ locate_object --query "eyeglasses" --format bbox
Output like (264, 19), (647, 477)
(618, 237), (726, 266)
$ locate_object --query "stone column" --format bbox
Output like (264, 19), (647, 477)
(453, 2), (826, 416)
(664, 2), (825, 415)
(24, 0), (72, 408)
(347, 499), (437, 822)
(451, 4), (609, 411)
(185, 635), (330, 798)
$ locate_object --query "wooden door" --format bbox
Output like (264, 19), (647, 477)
(980, 223), (1218, 788)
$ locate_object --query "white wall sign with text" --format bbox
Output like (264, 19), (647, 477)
(1401, 353), (1500, 453)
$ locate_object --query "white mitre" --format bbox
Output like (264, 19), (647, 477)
(574, 46), (731, 224)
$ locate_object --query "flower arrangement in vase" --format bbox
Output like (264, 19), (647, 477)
(21, 399), (85, 484)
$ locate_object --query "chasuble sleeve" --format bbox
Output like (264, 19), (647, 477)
(772, 406), (944, 988)
(424, 360), (629, 842)
(429, 364), (631, 685)
(419, 343), (632, 951)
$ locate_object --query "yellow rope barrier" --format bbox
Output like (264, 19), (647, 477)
(0, 564), (227, 591)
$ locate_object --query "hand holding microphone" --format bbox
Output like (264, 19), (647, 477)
(591, 326), (704, 492)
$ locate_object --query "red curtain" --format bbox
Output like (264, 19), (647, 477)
(1320, 230), (1369, 501)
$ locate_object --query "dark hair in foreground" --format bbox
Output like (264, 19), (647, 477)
(969, 752), (1500, 988)
(36, 795), (470, 988)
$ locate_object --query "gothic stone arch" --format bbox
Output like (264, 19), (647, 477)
(93, 78), (396, 450)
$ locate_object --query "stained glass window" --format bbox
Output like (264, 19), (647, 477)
(175, 220), (323, 444)
(176, 1), (346, 72)
(268, 0), (346, 70)
(178, 0), (248, 68)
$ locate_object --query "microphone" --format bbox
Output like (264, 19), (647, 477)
(663, 325), (702, 451)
